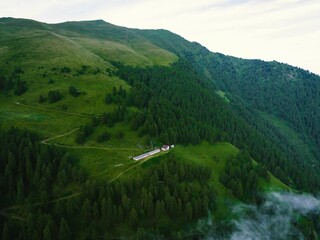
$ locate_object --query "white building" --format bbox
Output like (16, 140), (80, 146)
(161, 145), (170, 151)
(133, 148), (161, 161)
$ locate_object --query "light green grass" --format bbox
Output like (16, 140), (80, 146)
(174, 142), (238, 194)
(216, 90), (230, 103)
(74, 37), (178, 67)
(260, 112), (317, 164)
(174, 142), (239, 219)
(173, 142), (291, 219)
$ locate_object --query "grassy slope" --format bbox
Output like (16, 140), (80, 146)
(120, 142), (290, 222)
(260, 112), (318, 166)
(173, 142), (290, 218)
(0, 17), (178, 182)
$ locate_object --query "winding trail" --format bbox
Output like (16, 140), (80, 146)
(0, 192), (82, 221)
(41, 128), (80, 144)
(1, 150), (162, 220)
(42, 128), (138, 152)
(108, 157), (149, 183)
(14, 101), (96, 118)
(50, 143), (138, 151)
(2, 102), (161, 220)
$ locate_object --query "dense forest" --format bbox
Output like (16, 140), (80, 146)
(111, 60), (320, 193)
(0, 72), (27, 96)
(220, 151), (268, 201)
(0, 127), (216, 239)
(206, 57), (320, 155)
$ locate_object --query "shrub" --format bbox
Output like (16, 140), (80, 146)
(48, 90), (62, 103)
(97, 131), (111, 143)
(69, 85), (80, 97)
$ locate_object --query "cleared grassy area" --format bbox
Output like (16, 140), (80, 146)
(174, 142), (238, 194)
(173, 142), (291, 219)
(173, 142), (239, 219)
(49, 123), (151, 180)
(260, 112), (317, 165)
(74, 37), (178, 67)
(0, 17), (177, 186)
(0, 96), (88, 137)
(216, 90), (230, 103)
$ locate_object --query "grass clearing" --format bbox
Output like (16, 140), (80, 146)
(174, 142), (239, 219)
(260, 112), (317, 164)
(173, 142), (291, 219)
(216, 90), (230, 103)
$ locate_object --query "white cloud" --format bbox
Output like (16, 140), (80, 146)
(1, 0), (319, 74)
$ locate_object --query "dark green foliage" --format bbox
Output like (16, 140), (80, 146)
(113, 61), (220, 145)
(70, 154), (215, 237)
(104, 93), (112, 104)
(213, 59), (320, 153)
(0, 74), (27, 95)
(220, 151), (265, 201)
(59, 218), (71, 240)
(101, 104), (127, 127)
(116, 131), (124, 139)
(0, 75), (14, 91)
(104, 85), (127, 104)
(96, 131), (110, 143)
(77, 65), (88, 75)
(2, 222), (9, 240)
(14, 79), (27, 95)
(256, 164), (269, 180)
(0, 127), (216, 239)
(113, 60), (320, 193)
(91, 116), (99, 127)
(0, 127), (86, 239)
(61, 66), (71, 73)
(0, 127), (215, 239)
(69, 85), (80, 97)
(39, 94), (46, 103)
(76, 123), (94, 144)
(48, 90), (62, 103)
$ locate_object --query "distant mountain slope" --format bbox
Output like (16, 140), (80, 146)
(0, 17), (177, 72)
(139, 27), (320, 170)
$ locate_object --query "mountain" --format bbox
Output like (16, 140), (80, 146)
(0, 17), (319, 239)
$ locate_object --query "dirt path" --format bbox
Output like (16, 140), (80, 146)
(0, 152), (163, 220)
(42, 127), (137, 152)
(0, 192), (82, 221)
(14, 101), (95, 118)
(108, 152), (168, 183)
(3, 103), (161, 220)
(42, 128), (80, 144)
(51, 143), (138, 151)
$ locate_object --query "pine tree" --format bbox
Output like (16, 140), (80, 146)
(43, 223), (52, 240)
(2, 222), (9, 240)
(185, 202), (193, 221)
(59, 217), (71, 240)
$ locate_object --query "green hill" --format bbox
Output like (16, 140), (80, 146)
(0, 17), (319, 239)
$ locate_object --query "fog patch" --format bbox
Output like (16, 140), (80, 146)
(202, 192), (320, 240)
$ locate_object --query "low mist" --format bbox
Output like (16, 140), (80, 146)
(202, 192), (320, 240)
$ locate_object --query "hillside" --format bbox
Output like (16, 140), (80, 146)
(1, 17), (320, 239)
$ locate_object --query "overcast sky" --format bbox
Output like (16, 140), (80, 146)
(2, 0), (320, 75)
